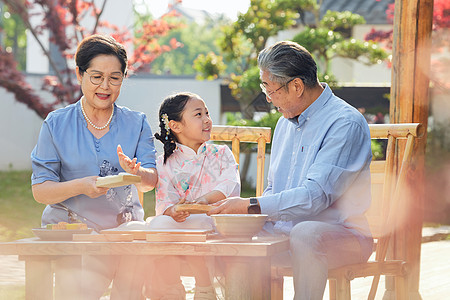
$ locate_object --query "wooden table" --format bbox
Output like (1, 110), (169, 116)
(0, 235), (289, 300)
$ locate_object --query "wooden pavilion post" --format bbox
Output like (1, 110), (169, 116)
(386, 0), (434, 299)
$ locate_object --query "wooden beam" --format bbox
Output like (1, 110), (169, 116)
(388, 0), (434, 299)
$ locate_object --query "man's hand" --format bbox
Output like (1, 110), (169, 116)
(206, 197), (250, 215)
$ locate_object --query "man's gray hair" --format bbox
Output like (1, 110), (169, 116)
(257, 41), (319, 88)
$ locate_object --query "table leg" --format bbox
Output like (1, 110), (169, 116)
(250, 258), (271, 299)
(23, 256), (53, 300)
(224, 257), (271, 300)
(54, 256), (82, 300)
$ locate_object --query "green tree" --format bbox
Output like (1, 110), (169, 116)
(292, 10), (388, 84)
(0, 0), (182, 118)
(193, 51), (226, 80)
(151, 19), (227, 76)
(194, 0), (388, 116)
(0, 4), (27, 70)
(215, 0), (300, 118)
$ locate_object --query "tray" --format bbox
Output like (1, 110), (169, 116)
(100, 229), (213, 240)
(32, 228), (93, 241)
(100, 230), (150, 240)
(174, 204), (213, 214)
(72, 233), (133, 242)
(96, 173), (141, 188)
(146, 229), (213, 234)
(146, 233), (208, 242)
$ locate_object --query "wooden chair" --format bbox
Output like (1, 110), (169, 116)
(139, 125), (272, 204)
(270, 123), (424, 300)
(210, 125), (272, 196)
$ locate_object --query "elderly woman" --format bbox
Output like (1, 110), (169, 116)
(31, 34), (157, 299)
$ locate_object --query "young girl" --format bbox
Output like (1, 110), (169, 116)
(147, 92), (240, 299)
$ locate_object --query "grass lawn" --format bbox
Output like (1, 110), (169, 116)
(0, 170), (257, 242)
(0, 170), (159, 242)
(0, 170), (44, 242)
(0, 285), (25, 300)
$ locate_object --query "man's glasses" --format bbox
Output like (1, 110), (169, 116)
(84, 70), (124, 86)
(260, 77), (296, 99)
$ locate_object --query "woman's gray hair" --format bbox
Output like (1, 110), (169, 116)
(257, 41), (319, 88)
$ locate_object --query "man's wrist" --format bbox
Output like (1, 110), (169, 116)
(247, 197), (261, 214)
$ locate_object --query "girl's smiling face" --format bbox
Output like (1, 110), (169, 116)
(171, 97), (212, 152)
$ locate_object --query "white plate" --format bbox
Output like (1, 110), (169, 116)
(32, 228), (94, 241)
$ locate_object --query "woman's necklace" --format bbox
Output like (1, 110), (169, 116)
(80, 97), (114, 130)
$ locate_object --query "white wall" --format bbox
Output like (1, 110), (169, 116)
(26, 5), (49, 73)
(0, 75), (222, 171)
(121, 76), (222, 136)
(1, 87), (43, 170)
(119, 75), (223, 155)
(336, 24), (392, 85)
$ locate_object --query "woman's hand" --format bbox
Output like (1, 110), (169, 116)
(117, 144), (141, 175)
(117, 145), (157, 192)
(82, 176), (109, 198)
(32, 176), (109, 205)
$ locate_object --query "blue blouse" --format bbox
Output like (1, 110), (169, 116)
(260, 84), (372, 237)
(31, 100), (156, 231)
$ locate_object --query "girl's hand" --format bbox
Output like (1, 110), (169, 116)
(190, 196), (208, 205)
(211, 199), (226, 206)
(117, 145), (141, 175)
(83, 176), (109, 198)
(165, 197), (190, 222)
(166, 205), (190, 222)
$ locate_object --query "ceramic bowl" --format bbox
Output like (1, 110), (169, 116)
(211, 214), (267, 240)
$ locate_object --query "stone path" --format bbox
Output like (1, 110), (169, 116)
(0, 255), (24, 286)
(1, 227), (448, 299)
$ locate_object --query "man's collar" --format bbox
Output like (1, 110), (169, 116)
(288, 83), (332, 125)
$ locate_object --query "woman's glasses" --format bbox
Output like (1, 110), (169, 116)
(84, 70), (124, 86)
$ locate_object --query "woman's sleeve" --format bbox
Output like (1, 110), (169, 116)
(135, 114), (156, 169)
(210, 145), (241, 197)
(31, 120), (61, 185)
(155, 158), (183, 215)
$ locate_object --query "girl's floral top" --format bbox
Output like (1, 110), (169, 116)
(155, 143), (241, 215)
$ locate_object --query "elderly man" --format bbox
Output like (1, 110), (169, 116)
(208, 41), (373, 299)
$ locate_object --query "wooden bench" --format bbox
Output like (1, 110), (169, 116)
(270, 123), (424, 300)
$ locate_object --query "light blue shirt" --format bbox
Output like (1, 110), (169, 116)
(260, 84), (372, 236)
(31, 100), (156, 231)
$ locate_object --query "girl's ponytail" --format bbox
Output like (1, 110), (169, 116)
(154, 113), (177, 163)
